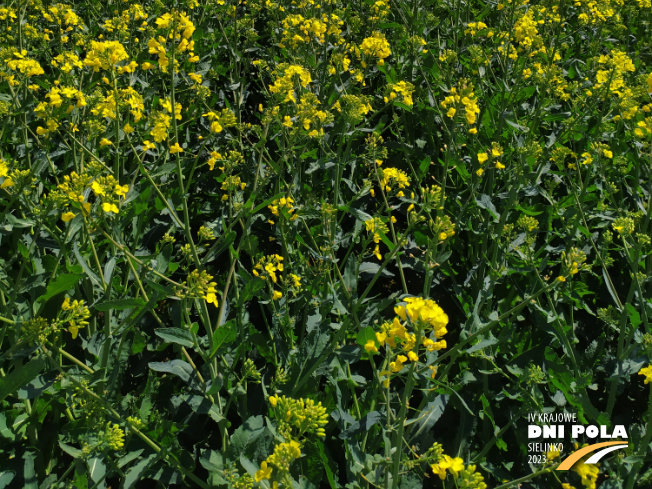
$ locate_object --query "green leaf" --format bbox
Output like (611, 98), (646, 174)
(466, 335), (499, 354)
(148, 360), (201, 389)
(210, 320), (237, 357)
(505, 119), (529, 132)
(123, 454), (157, 489)
(182, 395), (224, 423)
(356, 327), (376, 347)
(155, 328), (195, 348)
(59, 441), (83, 458)
(627, 304), (642, 329)
(17, 371), (57, 399)
(87, 457), (106, 485)
(359, 261), (394, 277)
(199, 449), (223, 472)
(407, 395), (448, 441)
(0, 357), (46, 403)
(317, 441), (338, 489)
(73, 242), (102, 286)
(5, 214), (35, 229)
(37, 274), (83, 303)
(514, 205), (543, 216)
(343, 255), (356, 293)
(144, 278), (175, 297)
(475, 194), (500, 222)
(339, 412), (382, 439)
(249, 192), (286, 216)
(0, 472), (15, 489)
(23, 452), (37, 489)
(117, 449), (145, 469)
(345, 206), (372, 223)
(205, 230), (236, 263)
(239, 455), (259, 478)
(0, 413), (14, 441)
(229, 416), (265, 456)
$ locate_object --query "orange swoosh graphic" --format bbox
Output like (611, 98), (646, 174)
(556, 441), (628, 470)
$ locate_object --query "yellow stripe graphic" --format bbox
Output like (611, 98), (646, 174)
(556, 441), (628, 470)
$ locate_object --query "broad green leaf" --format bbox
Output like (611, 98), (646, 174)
(407, 395), (448, 440)
(87, 457), (106, 485)
(24, 452), (37, 489)
(339, 412), (382, 439)
(37, 274), (83, 303)
(148, 360), (201, 390)
(123, 454), (157, 489)
(475, 194), (500, 222)
(229, 415), (265, 456)
(155, 327), (194, 348)
(210, 320), (237, 357)
(0, 357), (46, 403)
(0, 472), (15, 489)
(17, 371), (57, 400)
(182, 394), (224, 422)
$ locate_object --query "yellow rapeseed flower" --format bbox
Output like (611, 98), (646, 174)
(639, 365), (652, 384)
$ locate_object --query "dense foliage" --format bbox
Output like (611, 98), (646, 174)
(0, 0), (651, 487)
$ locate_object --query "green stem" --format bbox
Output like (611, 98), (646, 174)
(493, 466), (557, 489)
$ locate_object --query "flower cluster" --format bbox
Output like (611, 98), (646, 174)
(279, 13), (343, 49)
(572, 458), (600, 489)
(269, 64), (312, 104)
(476, 142), (505, 174)
(295, 93), (333, 137)
(384, 81), (415, 107)
(429, 448), (487, 488)
(517, 215), (539, 233)
(513, 11), (542, 50)
(359, 31), (391, 64)
(202, 108), (237, 134)
(60, 296), (91, 339)
(378, 167), (410, 196)
(594, 49), (635, 97)
(84, 41), (133, 73)
(53, 172), (129, 221)
(560, 247), (589, 278)
(220, 175), (247, 200)
(254, 395), (329, 485)
(465, 21), (493, 37)
(89, 175), (129, 215)
(176, 269), (218, 307)
(253, 254), (288, 299)
(268, 196), (297, 222)
(0, 157), (14, 189)
(431, 215), (456, 242)
(365, 217), (389, 244)
(332, 94), (372, 125)
(268, 395), (329, 438)
(366, 297), (448, 385)
(103, 423), (125, 451)
(612, 216), (635, 236)
(253, 254), (284, 283)
(440, 80), (481, 127)
(254, 440), (302, 484)
(4, 50), (45, 78)
(395, 297), (449, 331)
